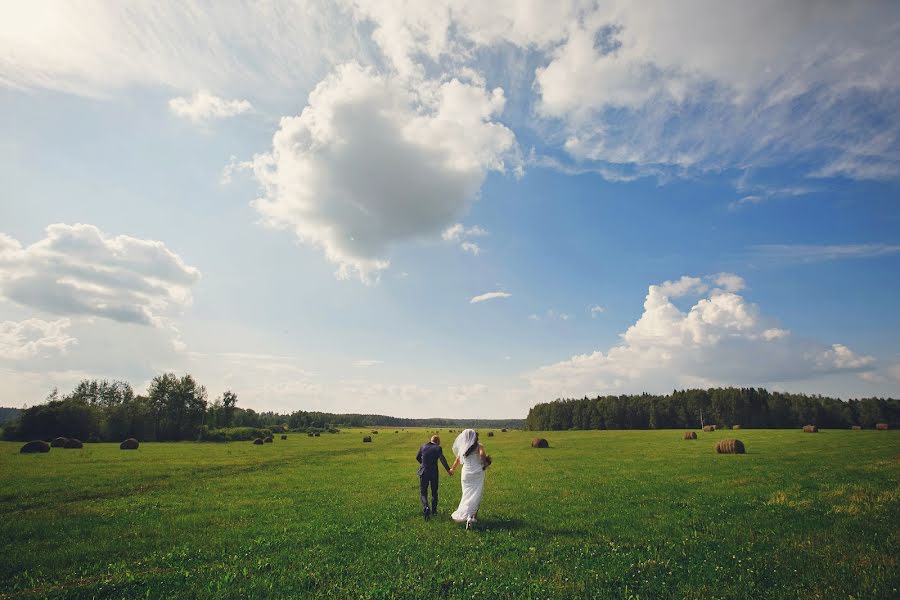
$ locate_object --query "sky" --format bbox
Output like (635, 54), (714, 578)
(1, 1), (899, 418)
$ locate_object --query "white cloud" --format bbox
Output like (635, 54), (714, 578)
(527, 274), (876, 398)
(710, 273), (746, 293)
(657, 276), (707, 298)
(470, 291), (511, 304)
(169, 91), (253, 122)
(250, 63), (517, 281)
(0, 224), (200, 326)
(0, 318), (76, 360)
(589, 304), (605, 318)
(354, 359), (384, 368)
(443, 223), (488, 256)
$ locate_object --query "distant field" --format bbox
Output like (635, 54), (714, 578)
(1, 429), (897, 598)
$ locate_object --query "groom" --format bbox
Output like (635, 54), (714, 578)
(416, 435), (452, 519)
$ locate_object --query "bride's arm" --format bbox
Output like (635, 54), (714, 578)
(478, 445), (487, 460)
(448, 456), (460, 475)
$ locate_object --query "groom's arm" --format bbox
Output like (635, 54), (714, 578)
(416, 446), (423, 464)
(439, 449), (451, 472)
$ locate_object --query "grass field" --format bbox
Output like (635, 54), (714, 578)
(1, 429), (898, 598)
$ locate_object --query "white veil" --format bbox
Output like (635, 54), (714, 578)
(452, 428), (478, 458)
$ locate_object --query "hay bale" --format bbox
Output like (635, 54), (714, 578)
(732, 425), (741, 430)
(371, 430), (379, 434)
(120, 438), (139, 450)
(531, 437), (549, 448)
(20, 440), (50, 454)
(851, 425), (862, 431)
(803, 425), (818, 433)
(281, 434), (287, 440)
(253, 438), (264, 445)
(487, 431), (494, 437)
(314, 432), (320, 437)
(683, 431), (697, 440)
(876, 423), (888, 430)
(63, 438), (83, 449)
(307, 433), (314, 437)
(50, 437), (68, 448)
(702, 425), (714, 432)
(501, 428), (508, 432)
(715, 438), (745, 454)
(363, 436), (372, 443)
(263, 436), (274, 443)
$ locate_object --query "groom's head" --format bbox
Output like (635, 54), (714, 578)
(431, 435), (440, 445)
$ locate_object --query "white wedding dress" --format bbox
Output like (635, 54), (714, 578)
(451, 448), (485, 523)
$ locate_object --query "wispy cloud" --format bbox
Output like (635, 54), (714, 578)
(353, 359), (383, 368)
(169, 91), (253, 123)
(443, 223), (489, 256)
(589, 305), (605, 318)
(748, 244), (900, 263)
(470, 291), (511, 304)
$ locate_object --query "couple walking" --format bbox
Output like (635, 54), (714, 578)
(416, 429), (491, 529)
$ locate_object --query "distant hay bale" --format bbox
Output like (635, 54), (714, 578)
(363, 436), (372, 443)
(307, 433), (314, 437)
(50, 437), (68, 448)
(64, 438), (83, 449)
(487, 431), (494, 437)
(314, 432), (320, 437)
(20, 440), (50, 454)
(263, 436), (274, 443)
(803, 425), (818, 433)
(531, 437), (549, 448)
(120, 438), (139, 450)
(683, 431), (697, 440)
(394, 430), (398, 433)
(715, 438), (745, 454)
(281, 435), (287, 440)
(876, 423), (888, 430)
(702, 425), (714, 432)
(732, 425), (741, 430)
(501, 428), (508, 432)
(851, 425), (862, 431)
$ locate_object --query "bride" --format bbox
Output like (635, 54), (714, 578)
(449, 429), (491, 529)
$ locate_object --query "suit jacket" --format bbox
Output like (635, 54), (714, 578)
(416, 442), (450, 477)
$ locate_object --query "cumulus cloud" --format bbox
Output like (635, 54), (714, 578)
(527, 274), (875, 397)
(470, 291), (511, 304)
(0, 224), (200, 326)
(250, 63), (517, 281)
(0, 318), (76, 360)
(169, 91), (252, 122)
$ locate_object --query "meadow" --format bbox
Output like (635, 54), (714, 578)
(1, 429), (897, 599)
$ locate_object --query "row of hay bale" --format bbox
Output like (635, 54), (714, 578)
(252, 436), (274, 445)
(21, 437), (139, 453)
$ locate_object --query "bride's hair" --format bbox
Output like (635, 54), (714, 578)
(464, 433), (479, 456)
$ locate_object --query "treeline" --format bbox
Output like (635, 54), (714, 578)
(0, 375), (523, 442)
(525, 388), (899, 431)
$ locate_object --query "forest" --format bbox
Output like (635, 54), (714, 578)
(525, 387), (898, 431)
(0, 376), (523, 442)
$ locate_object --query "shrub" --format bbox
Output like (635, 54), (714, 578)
(531, 437), (549, 448)
(202, 427), (273, 442)
(20, 440), (50, 454)
(683, 431), (697, 440)
(50, 437), (68, 448)
(120, 438), (139, 450)
(363, 436), (372, 443)
(803, 425), (818, 433)
(876, 423), (888, 430)
(715, 439), (745, 454)
(64, 438), (83, 449)
(253, 438), (264, 445)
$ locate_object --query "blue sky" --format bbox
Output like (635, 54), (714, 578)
(1, 1), (899, 417)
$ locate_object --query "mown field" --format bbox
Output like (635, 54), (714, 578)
(1, 429), (898, 599)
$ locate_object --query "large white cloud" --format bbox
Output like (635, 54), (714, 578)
(0, 224), (200, 326)
(527, 273), (875, 398)
(249, 62), (518, 280)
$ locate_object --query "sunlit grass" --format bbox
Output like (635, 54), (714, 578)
(1, 429), (897, 598)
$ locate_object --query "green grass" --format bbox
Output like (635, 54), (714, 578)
(1, 429), (897, 598)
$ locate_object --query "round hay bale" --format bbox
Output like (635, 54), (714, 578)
(394, 430), (399, 433)
(253, 438), (264, 445)
(732, 425), (741, 430)
(531, 437), (549, 448)
(363, 436), (372, 443)
(487, 431), (494, 437)
(683, 431), (697, 440)
(876, 423), (889, 430)
(63, 438), (83, 449)
(371, 430), (379, 434)
(50, 437), (68, 448)
(307, 433), (314, 437)
(314, 432), (320, 437)
(120, 438), (139, 450)
(802, 425), (818, 433)
(702, 425), (714, 433)
(20, 440), (50, 454)
(263, 436), (274, 443)
(281, 434), (287, 440)
(715, 438), (745, 454)
(851, 425), (862, 430)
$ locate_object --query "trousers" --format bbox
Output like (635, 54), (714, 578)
(419, 472), (439, 512)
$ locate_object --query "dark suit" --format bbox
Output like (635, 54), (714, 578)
(416, 441), (450, 513)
